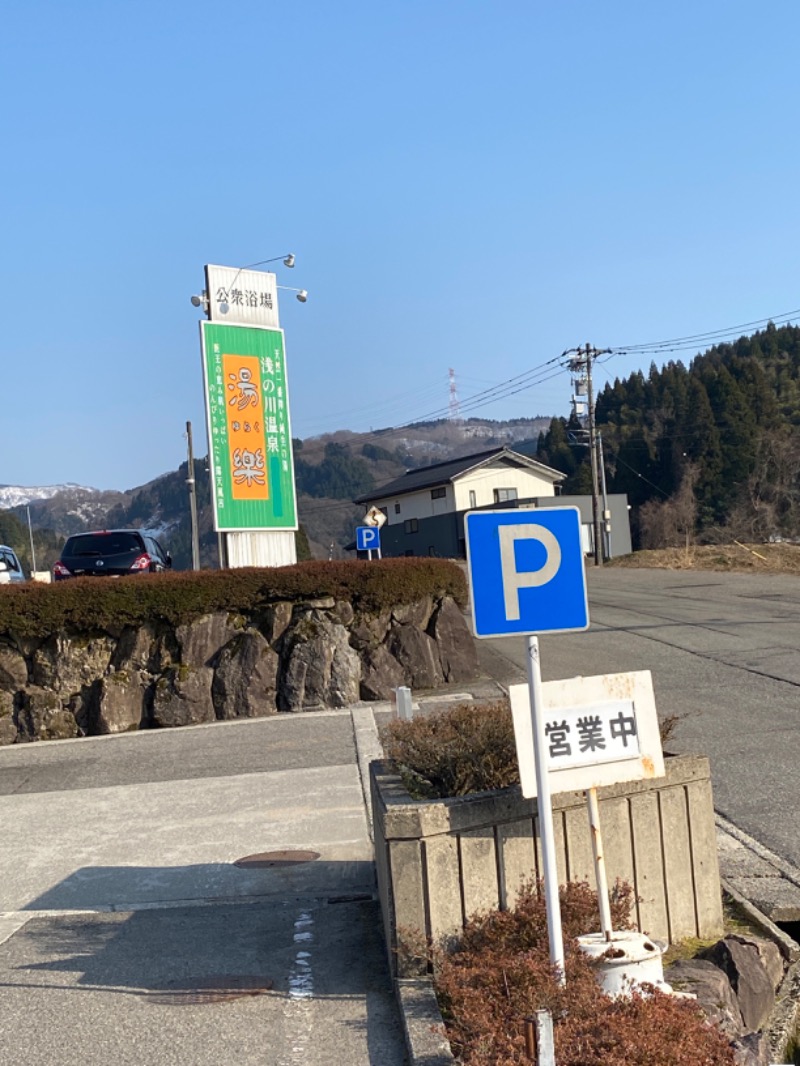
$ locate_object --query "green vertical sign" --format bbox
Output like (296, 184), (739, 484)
(200, 321), (298, 531)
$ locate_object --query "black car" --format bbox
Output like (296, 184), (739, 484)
(54, 530), (172, 580)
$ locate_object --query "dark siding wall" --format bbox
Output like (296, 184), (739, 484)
(380, 514), (461, 558)
(374, 494), (632, 559)
(535, 494), (632, 556)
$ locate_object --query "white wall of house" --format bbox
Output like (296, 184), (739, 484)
(367, 460), (560, 526)
(376, 483), (455, 526)
(453, 463), (559, 510)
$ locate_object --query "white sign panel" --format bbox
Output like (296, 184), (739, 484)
(510, 671), (664, 798)
(205, 264), (280, 328)
(535, 699), (641, 770)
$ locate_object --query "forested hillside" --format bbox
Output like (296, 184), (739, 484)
(537, 323), (800, 549)
(3, 416), (550, 567)
(10, 327), (799, 566)
(0, 511), (62, 575)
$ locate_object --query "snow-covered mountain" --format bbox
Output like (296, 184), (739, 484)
(2, 470), (208, 569)
(2, 414), (554, 566)
(7, 484), (145, 539)
(0, 483), (98, 509)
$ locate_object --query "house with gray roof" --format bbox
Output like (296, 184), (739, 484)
(353, 445), (632, 559)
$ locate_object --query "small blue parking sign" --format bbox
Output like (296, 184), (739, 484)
(356, 525), (381, 552)
(465, 507), (589, 638)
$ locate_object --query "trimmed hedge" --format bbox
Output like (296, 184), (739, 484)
(0, 558), (468, 639)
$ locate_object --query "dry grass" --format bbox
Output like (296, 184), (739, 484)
(607, 543), (800, 573)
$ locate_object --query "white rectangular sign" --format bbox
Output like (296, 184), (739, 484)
(510, 670), (665, 798)
(535, 699), (641, 770)
(205, 264), (280, 328)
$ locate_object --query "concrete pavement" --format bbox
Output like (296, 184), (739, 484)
(0, 712), (407, 1066)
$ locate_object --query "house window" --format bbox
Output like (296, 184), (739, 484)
(394, 502), (401, 514)
(493, 487), (518, 504)
(404, 518), (419, 534)
(469, 490), (476, 509)
(431, 486), (446, 500)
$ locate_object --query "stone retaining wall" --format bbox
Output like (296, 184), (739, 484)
(371, 753), (724, 977)
(0, 594), (478, 743)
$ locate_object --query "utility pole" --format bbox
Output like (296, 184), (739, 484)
(26, 505), (37, 577)
(565, 344), (610, 566)
(584, 343), (602, 567)
(186, 421), (201, 570)
(597, 430), (612, 560)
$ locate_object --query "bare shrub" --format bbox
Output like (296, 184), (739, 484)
(381, 700), (519, 798)
(382, 701), (680, 798)
(639, 464), (699, 551)
(434, 879), (735, 1066)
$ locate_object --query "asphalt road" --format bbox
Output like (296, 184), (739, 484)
(480, 566), (800, 870)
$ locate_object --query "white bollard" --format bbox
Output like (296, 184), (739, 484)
(395, 686), (413, 720)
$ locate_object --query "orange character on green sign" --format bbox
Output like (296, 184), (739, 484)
(223, 353), (269, 501)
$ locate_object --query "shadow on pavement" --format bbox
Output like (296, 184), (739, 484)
(7, 899), (386, 998)
(0, 897), (408, 1065)
(21, 858), (376, 912)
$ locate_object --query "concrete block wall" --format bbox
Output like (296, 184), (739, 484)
(371, 754), (724, 977)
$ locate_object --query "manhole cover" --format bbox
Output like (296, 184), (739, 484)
(145, 975), (273, 1005)
(234, 849), (320, 868)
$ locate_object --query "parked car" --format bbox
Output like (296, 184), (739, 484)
(53, 530), (172, 581)
(0, 545), (26, 584)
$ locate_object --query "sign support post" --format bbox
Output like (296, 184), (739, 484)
(466, 506), (591, 989)
(526, 634), (566, 982)
(586, 786), (613, 940)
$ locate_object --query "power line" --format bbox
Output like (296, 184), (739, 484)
(607, 309), (800, 357)
(293, 354), (566, 439)
(291, 376), (449, 434)
(395, 356), (567, 427)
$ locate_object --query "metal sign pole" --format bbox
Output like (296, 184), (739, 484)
(526, 634), (566, 984)
(586, 786), (613, 940)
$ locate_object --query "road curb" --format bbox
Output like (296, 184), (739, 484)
(396, 979), (455, 1065)
(350, 704), (457, 1065)
(350, 703), (390, 842)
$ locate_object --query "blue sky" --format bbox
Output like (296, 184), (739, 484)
(3, 1), (799, 490)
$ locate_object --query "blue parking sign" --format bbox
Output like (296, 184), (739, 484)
(356, 526), (381, 552)
(465, 507), (589, 638)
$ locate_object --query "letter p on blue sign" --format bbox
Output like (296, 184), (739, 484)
(356, 525), (381, 552)
(465, 507), (589, 638)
